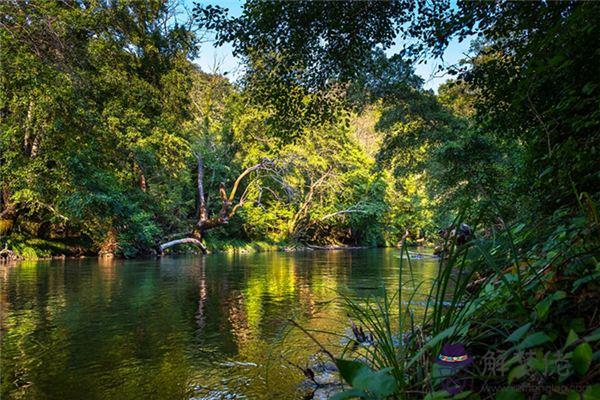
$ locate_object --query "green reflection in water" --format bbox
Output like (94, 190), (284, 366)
(1, 249), (439, 400)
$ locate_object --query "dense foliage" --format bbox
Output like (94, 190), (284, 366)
(0, 0), (445, 257)
(1, 0), (200, 256)
(1, 0), (598, 398)
(1, 0), (598, 254)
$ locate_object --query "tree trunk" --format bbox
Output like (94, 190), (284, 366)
(159, 238), (207, 253)
(0, 185), (18, 236)
(158, 156), (274, 255)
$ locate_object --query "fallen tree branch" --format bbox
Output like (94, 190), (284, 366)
(159, 156), (279, 255)
(159, 238), (207, 254)
(163, 231), (193, 240)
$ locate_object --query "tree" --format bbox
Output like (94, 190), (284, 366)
(194, 1), (414, 89)
(193, 1), (418, 139)
(0, 0), (199, 256)
(158, 156), (276, 254)
(410, 1), (600, 214)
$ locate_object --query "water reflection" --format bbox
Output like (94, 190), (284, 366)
(1, 249), (439, 399)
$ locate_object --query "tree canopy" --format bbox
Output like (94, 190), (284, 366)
(1, 0), (598, 259)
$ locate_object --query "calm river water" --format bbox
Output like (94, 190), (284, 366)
(1, 249), (439, 400)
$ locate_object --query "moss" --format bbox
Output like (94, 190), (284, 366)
(1, 236), (95, 260)
(205, 238), (284, 253)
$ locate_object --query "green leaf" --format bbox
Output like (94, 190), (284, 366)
(573, 272), (600, 291)
(507, 323), (532, 343)
(572, 342), (592, 375)
(496, 388), (525, 400)
(535, 291), (565, 320)
(582, 82), (597, 95)
(564, 330), (579, 349)
(424, 390), (452, 400)
(356, 368), (396, 397)
(517, 332), (551, 350)
(512, 223), (526, 233)
(584, 328), (600, 343)
(553, 290), (567, 301)
(566, 390), (580, 400)
(527, 355), (551, 373)
(334, 359), (396, 398)
(508, 365), (528, 384)
(335, 359), (366, 386)
(583, 384), (600, 400)
(503, 353), (524, 371)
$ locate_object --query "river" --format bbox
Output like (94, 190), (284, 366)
(1, 249), (439, 399)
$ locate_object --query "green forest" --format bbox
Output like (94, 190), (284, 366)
(1, 1), (599, 398)
(1, 1), (598, 259)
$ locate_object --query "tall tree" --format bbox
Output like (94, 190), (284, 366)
(1, 0), (199, 256)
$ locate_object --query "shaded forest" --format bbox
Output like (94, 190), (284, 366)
(1, 0), (598, 258)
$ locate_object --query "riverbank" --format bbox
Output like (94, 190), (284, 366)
(0, 238), (285, 261)
(1, 236), (427, 261)
(290, 211), (600, 399)
(0, 237), (95, 261)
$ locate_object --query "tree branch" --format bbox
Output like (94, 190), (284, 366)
(227, 159), (273, 202)
(159, 157), (279, 255)
(159, 238), (207, 254)
(195, 152), (207, 221)
(320, 207), (368, 221)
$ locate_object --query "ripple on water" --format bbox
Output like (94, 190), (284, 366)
(1, 249), (440, 399)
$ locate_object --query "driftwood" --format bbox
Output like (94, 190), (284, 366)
(158, 155), (274, 255)
(159, 238), (206, 253)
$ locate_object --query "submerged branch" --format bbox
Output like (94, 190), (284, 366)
(159, 238), (207, 254)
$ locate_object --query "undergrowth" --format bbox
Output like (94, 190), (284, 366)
(1, 235), (93, 260)
(294, 197), (600, 399)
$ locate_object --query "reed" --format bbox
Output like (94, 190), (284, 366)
(292, 200), (599, 399)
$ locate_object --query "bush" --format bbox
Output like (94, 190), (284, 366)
(295, 199), (599, 398)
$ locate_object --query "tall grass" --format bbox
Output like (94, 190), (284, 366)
(292, 199), (599, 399)
(334, 230), (490, 398)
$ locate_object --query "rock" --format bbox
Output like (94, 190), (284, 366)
(313, 385), (345, 400)
(300, 353), (344, 399)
